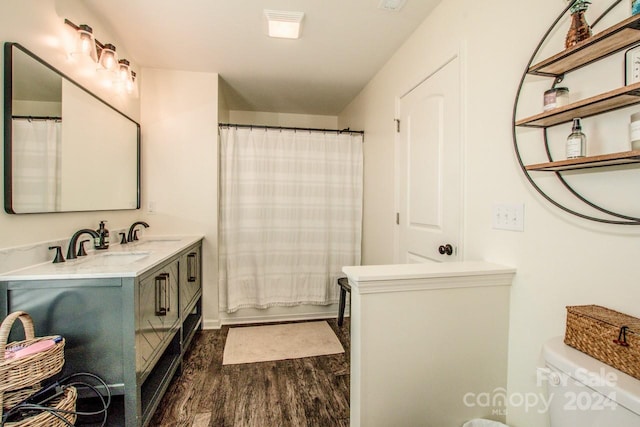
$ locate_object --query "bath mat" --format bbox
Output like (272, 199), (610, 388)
(222, 321), (344, 365)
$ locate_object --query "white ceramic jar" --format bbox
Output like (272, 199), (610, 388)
(543, 87), (569, 111)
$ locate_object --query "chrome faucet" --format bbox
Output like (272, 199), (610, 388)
(67, 229), (99, 260)
(127, 221), (150, 242)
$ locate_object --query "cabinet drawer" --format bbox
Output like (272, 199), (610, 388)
(136, 259), (179, 373)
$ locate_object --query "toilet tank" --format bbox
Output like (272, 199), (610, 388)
(542, 336), (640, 426)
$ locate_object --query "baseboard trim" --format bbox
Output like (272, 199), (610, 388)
(203, 318), (222, 330)
(220, 310), (349, 326)
(203, 305), (351, 328)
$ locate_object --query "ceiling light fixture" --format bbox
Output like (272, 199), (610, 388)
(264, 9), (304, 39)
(378, 0), (407, 11)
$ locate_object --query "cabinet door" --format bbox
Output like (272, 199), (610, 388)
(4, 279), (125, 390)
(137, 259), (179, 372)
(180, 246), (201, 315)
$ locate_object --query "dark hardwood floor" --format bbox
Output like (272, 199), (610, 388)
(149, 318), (350, 427)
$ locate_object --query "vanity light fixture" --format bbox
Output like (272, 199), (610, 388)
(64, 19), (136, 96)
(69, 23), (98, 62)
(117, 59), (132, 85)
(264, 9), (305, 39)
(97, 43), (118, 72)
(114, 59), (138, 96)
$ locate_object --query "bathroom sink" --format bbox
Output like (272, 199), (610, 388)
(78, 252), (151, 267)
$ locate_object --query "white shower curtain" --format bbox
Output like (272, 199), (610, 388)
(219, 126), (363, 313)
(11, 119), (62, 212)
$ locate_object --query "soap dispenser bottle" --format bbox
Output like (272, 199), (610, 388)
(95, 220), (110, 250)
(566, 118), (586, 159)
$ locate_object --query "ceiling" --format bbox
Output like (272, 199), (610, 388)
(83, 0), (441, 116)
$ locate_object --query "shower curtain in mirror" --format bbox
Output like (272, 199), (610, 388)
(219, 126), (363, 313)
(11, 118), (62, 212)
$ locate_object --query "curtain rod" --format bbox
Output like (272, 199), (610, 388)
(219, 123), (364, 136)
(12, 115), (62, 122)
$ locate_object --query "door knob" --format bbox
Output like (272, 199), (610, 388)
(438, 244), (453, 256)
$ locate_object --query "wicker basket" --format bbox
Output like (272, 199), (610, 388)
(2, 386), (40, 412)
(0, 311), (65, 411)
(3, 385), (77, 427)
(565, 305), (640, 380)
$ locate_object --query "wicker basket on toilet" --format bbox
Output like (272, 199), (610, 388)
(565, 305), (640, 380)
(0, 311), (76, 426)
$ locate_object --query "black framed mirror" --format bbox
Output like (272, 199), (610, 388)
(4, 42), (140, 214)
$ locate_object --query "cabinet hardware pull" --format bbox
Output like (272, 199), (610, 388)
(187, 253), (197, 282)
(161, 273), (170, 313)
(155, 274), (167, 316)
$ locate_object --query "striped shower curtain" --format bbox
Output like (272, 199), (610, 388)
(219, 126), (363, 313)
(11, 119), (62, 212)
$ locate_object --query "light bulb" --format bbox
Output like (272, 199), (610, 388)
(79, 34), (92, 54)
(117, 59), (131, 81)
(113, 59), (137, 96)
(125, 79), (135, 93)
(98, 43), (118, 72)
(71, 24), (98, 62)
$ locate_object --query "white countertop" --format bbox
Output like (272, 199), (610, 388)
(342, 261), (516, 294)
(0, 235), (204, 281)
(343, 261), (515, 282)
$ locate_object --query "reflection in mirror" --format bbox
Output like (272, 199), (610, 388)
(4, 42), (140, 214)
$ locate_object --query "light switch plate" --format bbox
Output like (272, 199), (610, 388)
(492, 203), (524, 231)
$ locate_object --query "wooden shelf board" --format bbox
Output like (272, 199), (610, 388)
(529, 15), (640, 76)
(515, 82), (640, 128)
(526, 150), (640, 171)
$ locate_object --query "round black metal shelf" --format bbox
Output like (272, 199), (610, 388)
(512, 0), (640, 225)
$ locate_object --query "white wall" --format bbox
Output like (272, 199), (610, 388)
(140, 68), (220, 328)
(218, 76), (230, 123)
(13, 101), (61, 116)
(0, 0), (141, 249)
(339, 1), (640, 426)
(228, 110), (338, 129)
(60, 80), (138, 211)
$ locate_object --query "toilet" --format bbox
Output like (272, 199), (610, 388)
(542, 336), (640, 426)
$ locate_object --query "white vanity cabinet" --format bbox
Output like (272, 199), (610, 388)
(0, 237), (203, 427)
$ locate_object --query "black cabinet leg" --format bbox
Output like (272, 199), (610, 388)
(338, 288), (346, 326)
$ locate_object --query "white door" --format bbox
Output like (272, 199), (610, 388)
(397, 56), (462, 263)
